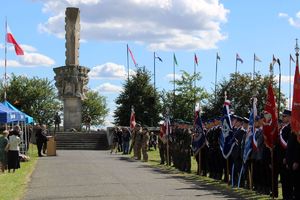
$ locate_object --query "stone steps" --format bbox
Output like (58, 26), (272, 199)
(55, 132), (109, 150)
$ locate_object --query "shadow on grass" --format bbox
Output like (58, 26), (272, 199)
(118, 156), (271, 200)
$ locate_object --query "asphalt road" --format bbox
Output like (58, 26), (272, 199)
(23, 151), (243, 200)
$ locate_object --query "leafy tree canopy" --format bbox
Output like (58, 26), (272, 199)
(114, 67), (161, 127)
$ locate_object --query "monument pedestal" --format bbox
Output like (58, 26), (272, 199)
(64, 97), (82, 131)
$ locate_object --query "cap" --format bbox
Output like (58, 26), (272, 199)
(243, 117), (249, 123)
(282, 109), (291, 116)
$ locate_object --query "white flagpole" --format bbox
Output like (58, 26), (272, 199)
(4, 17), (7, 100)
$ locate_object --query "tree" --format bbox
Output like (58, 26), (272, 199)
(161, 70), (208, 123)
(0, 74), (60, 125)
(202, 72), (286, 119)
(114, 67), (161, 127)
(82, 90), (109, 127)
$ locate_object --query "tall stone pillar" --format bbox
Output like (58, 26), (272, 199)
(53, 7), (89, 131)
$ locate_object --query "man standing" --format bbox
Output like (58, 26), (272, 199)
(286, 123), (300, 199)
(54, 112), (61, 133)
(279, 109), (292, 199)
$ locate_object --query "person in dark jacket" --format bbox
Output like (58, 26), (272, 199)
(35, 125), (47, 157)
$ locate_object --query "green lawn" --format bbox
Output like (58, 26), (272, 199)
(146, 149), (282, 200)
(0, 144), (38, 200)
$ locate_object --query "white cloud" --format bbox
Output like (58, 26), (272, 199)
(165, 73), (181, 81)
(0, 43), (55, 67)
(19, 52), (55, 67)
(90, 62), (136, 79)
(94, 82), (123, 93)
(20, 45), (38, 52)
(0, 59), (22, 67)
(90, 62), (125, 79)
(38, 0), (229, 50)
(275, 75), (294, 84)
(278, 12), (288, 18)
(279, 11), (300, 28)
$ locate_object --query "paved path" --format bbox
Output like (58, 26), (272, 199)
(23, 151), (242, 200)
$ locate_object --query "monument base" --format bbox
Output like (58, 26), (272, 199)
(64, 97), (82, 131)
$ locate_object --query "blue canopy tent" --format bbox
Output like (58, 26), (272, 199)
(0, 103), (25, 123)
(2, 101), (33, 124)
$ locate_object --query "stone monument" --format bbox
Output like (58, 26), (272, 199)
(53, 7), (90, 131)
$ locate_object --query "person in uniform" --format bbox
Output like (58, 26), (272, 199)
(231, 116), (246, 186)
(285, 120), (300, 199)
(158, 124), (167, 164)
(141, 127), (150, 162)
(134, 125), (143, 160)
(279, 109), (292, 199)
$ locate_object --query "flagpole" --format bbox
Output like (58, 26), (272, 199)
(215, 53), (218, 102)
(194, 54), (196, 111)
(278, 61), (281, 118)
(235, 55), (238, 75)
(289, 54), (292, 110)
(127, 44), (129, 81)
(173, 53), (175, 115)
(154, 52), (156, 90)
(4, 18), (7, 100)
(253, 53), (255, 79)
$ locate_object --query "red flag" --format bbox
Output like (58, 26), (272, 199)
(130, 108), (136, 130)
(6, 24), (24, 56)
(263, 84), (279, 149)
(291, 64), (300, 134)
(194, 53), (198, 65)
(127, 46), (137, 66)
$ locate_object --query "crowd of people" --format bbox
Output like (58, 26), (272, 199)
(0, 124), (51, 174)
(110, 125), (158, 162)
(0, 125), (25, 173)
(110, 107), (299, 199)
(157, 109), (299, 200)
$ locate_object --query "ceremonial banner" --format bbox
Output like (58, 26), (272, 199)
(243, 97), (257, 163)
(130, 107), (136, 130)
(220, 100), (235, 159)
(191, 110), (205, 155)
(263, 84), (279, 149)
(291, 64), (300, 134)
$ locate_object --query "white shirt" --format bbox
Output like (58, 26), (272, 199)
(8, 135), (21, 151)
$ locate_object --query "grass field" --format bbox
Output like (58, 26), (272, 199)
(0, 144), (38, 200)
(146, 148), (282, 200)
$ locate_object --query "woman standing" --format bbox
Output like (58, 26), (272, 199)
(7, 126), (21, 173)
(0, 130), (9, 173)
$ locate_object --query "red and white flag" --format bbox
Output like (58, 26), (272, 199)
(291, 64), (300, 134)
(263, 84), (279, 149)
(6, 24), (24, 56)
(127, 45), (137, 66)
(194, 53), (198, 65)
(130, 107), (136, 130)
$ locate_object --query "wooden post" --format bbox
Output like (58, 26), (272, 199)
(227, 159), (230, 185)
(166, 137), (169, 166)
(198, 150), (202, 175)
(249, 162), (253, 190)
(271, 148), (274, 199)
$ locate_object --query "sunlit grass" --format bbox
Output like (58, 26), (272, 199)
(146, 148), (282, 200)
(0, 144), (38, 200)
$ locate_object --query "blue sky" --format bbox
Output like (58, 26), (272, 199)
(1, 0), (300, 127)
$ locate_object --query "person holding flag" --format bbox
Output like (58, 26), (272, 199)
(238, 97), (257, 188)
(192, 103), (206, 175)
(287, 40), (300, 200)
(219, 94), (235, 183)
(262, 83), (279, 197)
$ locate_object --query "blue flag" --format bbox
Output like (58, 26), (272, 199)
(220, 100), (235, 159)
(192, 110), (205, 155)
(242, 98), (257, 163)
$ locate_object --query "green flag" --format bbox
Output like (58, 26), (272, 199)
(173, 53), (178, 66)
